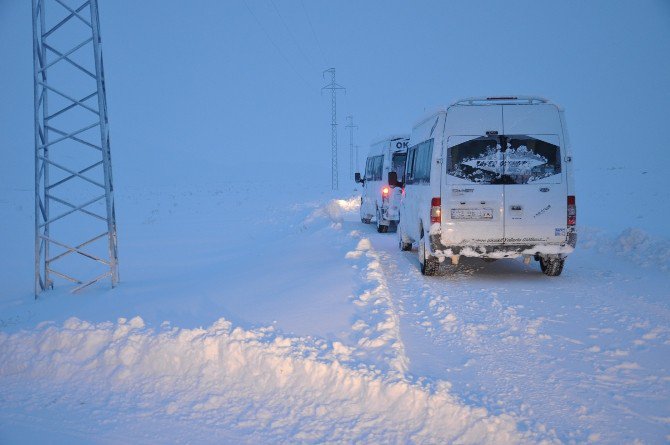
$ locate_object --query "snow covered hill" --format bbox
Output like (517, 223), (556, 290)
(0, 173), (669, 443)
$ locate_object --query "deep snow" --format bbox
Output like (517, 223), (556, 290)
(0, 166), (669, 443)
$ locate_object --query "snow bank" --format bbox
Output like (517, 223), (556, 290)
(0, 317), (536, 444)
(302, 197), (360, 229)
(345, 233), (409, 375)
(582, 227), (670, 271)
(304, 198), (410, 375)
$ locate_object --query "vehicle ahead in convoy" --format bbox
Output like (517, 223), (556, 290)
(355, 135), (409, 233)
(395, 96), (576, 276)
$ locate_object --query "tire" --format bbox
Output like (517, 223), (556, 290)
(388, 221), (398, 233)
(419, 232), (439, 276)
(540, 256), (564, 276)
(360, 197), (371, 224)
(397, 222), (412, 251)
(376, 208), (388, 233)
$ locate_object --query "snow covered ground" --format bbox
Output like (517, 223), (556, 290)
(1, 166), (669, 443)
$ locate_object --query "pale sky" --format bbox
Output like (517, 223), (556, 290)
(1, 0), (669, 189)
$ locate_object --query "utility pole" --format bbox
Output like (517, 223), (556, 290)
(321, 68), (345, 190)
(355, 144), (360, 175)
(345, 115), (358, 179)
(32, 0), (119, 296)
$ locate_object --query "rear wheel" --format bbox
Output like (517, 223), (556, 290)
(376, 208), (388, 233)
(397, 222), (412, 251)
(360, 197), (371, 224)
(540, 256), (565, 276)
(419, 232), (439, 276)
(387, 221), (398, 233)
(398, 236), (412, 251)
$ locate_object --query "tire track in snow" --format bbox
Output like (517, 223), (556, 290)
(366, 226), (670, 444)
(302, 198), (409, 374)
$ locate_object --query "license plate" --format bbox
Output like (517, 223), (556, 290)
(450, 208), (494, 220)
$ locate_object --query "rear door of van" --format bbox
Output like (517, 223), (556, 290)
(501, 105), (567, 244)
(443, 106), (505, 245)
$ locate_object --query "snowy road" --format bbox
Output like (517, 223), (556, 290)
(353, 214), (670, 443)
(1, 184), (669, 443)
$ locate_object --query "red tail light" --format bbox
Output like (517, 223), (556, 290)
(567, 195), (576, 226)
(430, 197), (441, 223)
(382, 186), (390, 197)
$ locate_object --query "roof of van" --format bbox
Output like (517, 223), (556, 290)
(412, 96), (563, 127)
(451, 96), (556, 106)
(369, 134), (410, 147)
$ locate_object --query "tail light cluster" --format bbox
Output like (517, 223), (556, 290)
(430, 197), (441, 223)
(381, 186), (390, 201)
(567, 195), (576, 226)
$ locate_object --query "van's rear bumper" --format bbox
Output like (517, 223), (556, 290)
(430, 234), (576, 259)
(381, 203), (399, 222)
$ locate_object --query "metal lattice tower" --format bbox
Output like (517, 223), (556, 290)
(345, 115), (358, 180)
(32, 0), (119, 296)
(321, 68), (345, 190)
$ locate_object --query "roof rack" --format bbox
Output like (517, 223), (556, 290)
(452, 96), (550, 106)
(369, 134), (410, 147)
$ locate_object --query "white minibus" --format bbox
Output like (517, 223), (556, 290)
(356, 135), (409, 233)
(396, 97), (576, 276)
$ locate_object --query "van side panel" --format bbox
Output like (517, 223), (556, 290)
(403, 114), (444, 244)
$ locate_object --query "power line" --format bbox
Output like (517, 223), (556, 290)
(242, 0), (313, 88)
(299, 0), (328, 67)
(269, 0), (316, 71)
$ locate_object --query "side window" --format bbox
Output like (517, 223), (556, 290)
(365, 157), (373, 180)
(405, 147), (416, 184)
(411, 139), (434, 183)
(391, 153), (407, 182)
(374, 156), (383, 180)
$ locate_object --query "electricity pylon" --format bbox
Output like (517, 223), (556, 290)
(32, 0), (119, 296)
(321, 68), (345, 190)
(345, 115), (357, 180)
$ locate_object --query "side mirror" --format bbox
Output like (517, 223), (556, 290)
(388, 171), (398, 187)
(354, 172), (362, 183)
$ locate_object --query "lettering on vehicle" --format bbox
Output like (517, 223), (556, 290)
(504, 237), (548, 243)
(395, 141), (409, 149)
(452, 188), (474, 195)
(555, 228), (566, 236)
(534, 204), (551, 218)
(462, 156), (545, 175)
(471, 237), (548, 243)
